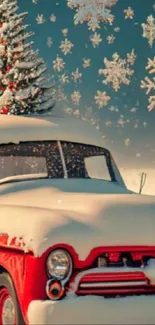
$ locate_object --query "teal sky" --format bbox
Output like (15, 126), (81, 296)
(17, 0), (155, 170)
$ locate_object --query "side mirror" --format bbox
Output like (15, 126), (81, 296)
(139, 172), (147, 194)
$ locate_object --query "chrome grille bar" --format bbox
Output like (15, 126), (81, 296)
(80, 280), (148, 288)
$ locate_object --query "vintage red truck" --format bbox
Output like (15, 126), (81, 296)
(0, 114), (155, 324)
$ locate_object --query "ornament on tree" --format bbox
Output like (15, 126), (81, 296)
(0, 0), (56, 115)
(6, 63), (12, 72)
(1, 107), (9, 114)
(8, 81), (15, 90)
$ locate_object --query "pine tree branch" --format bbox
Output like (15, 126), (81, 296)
(11, 31), (34, 45)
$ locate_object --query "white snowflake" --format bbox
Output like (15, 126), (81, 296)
(47, 37), (53, 47)
(117, 117), (126, 127)
(36, 14), (45, 24)
(105, 120), (112, 126)
(136, 152), (141, 158)
(32, 0), (38, 3)
(71, 90), (81, 105)
(64, 107), (73, 115)
(141, 57), (155, 111)
(124, 138), (131, 146)
(108, 105), (119, 112)
(114, 26), (120, 32)
(107, 34), (115, 44)
(127, 49), (136, 65)
(124, 7), (134, 19)
(98, 51), (135, 92)
(53, 56), (65, 72)
(56, 88), (67, 101)
(83, 58), (91, 68)
(73, 109), (80, 117)
(62, 28), (68, 36)
(59, 38), (74, 55)
(71, 68), (82, 83)
(143, 121), (148, 127)
(134, 123), (138, 129)
(94, 90), (111, 108)
(130, 107), (137, 113)
(90, 32), (102, 48)
(67, 0), (117, 30)
(59, 73), (69, 84)
(142, 15), (155, 47)
(50, 14), (57, 22)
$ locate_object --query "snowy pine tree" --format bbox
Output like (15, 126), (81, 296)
(0, 0), (56, 115)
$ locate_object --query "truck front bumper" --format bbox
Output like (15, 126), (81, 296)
(27, 295), (155, 324)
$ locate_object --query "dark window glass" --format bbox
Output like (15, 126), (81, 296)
(61, 142), (112, 181)
(0, 141), (114, 182)
(0, 142), (63, 179)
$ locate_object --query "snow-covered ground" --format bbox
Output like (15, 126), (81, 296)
(28, 295), (155, 324)
(121, 168), (155, 196)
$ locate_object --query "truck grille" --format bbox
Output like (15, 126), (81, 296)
(93, 253), (153, 268)
(73, 249), (155, 298)
(76, 271), (155, 297)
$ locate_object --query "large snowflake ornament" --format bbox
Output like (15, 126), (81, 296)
(141, 57), (155, 111)
(142, 15), (155, 47)
(67, 0), (117, 31)
(98, 51), (135, 92)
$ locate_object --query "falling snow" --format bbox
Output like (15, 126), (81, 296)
(141, 57), (155, 111)
(94, 90), (111, 108)
(71, 68), (82, 83)
(53, 56), (65, 72)
(83, 58), (91, 68)
(124, 7), (134, 20)
(71, 90), (82, 105)
(36, 14), (45, 24)
(90, 32), (102, 47)
(59, 38), (74, 55)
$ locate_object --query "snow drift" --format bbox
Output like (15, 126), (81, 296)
(0, 178), (155, 259)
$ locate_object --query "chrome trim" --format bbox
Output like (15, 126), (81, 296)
(2, 297), (15, 325)
(80, 280), (148, 288)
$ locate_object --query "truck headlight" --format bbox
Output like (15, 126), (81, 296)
(47, 249), (72, 280)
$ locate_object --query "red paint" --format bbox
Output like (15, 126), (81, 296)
(76, 287), (155, 296)
(80, 271), (148, 283)
(1, 239), (155, 324)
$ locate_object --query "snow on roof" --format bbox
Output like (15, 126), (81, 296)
(0, 114), (104, 147)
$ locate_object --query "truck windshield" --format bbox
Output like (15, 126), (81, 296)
(0, 141), (115, 182)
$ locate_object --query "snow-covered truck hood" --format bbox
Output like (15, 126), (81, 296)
(0, 178), (155, 259)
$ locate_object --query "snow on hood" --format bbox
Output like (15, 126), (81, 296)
(0, 178), (155, 259)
